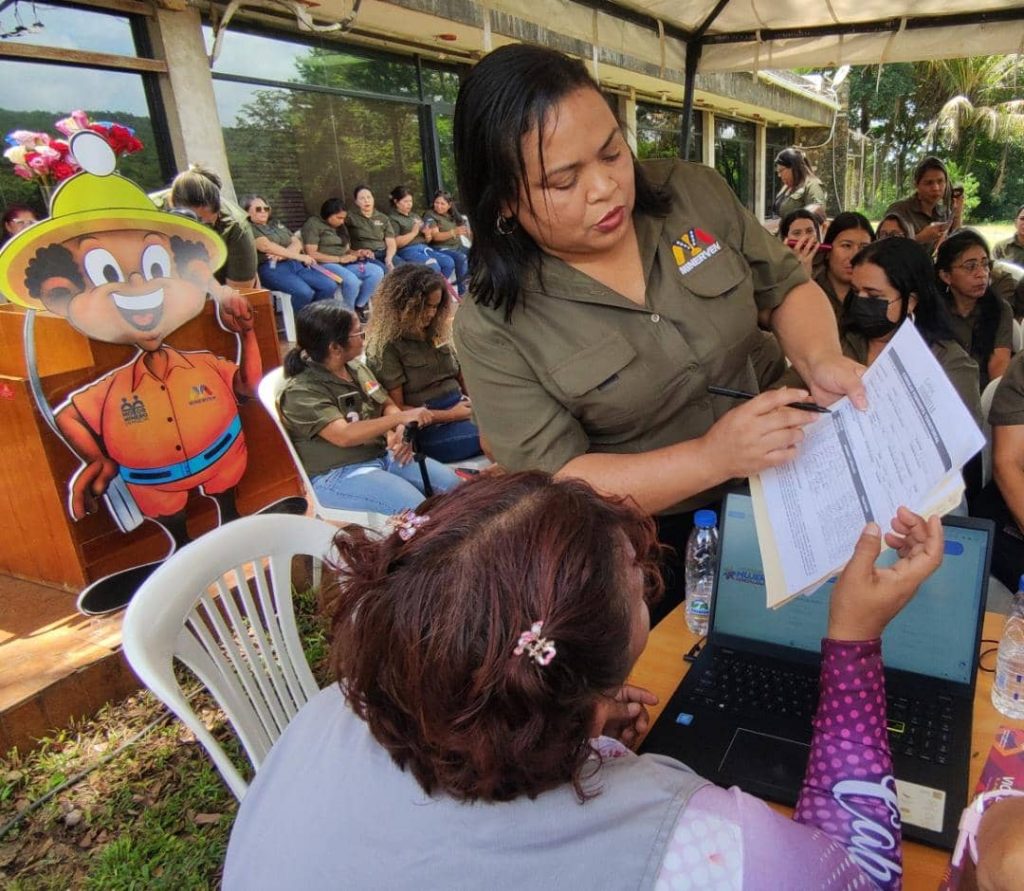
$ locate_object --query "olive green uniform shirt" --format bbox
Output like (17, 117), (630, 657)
(991, 261), (1024, 320)
(775, 178), (827, 220)
(813, 267), (844, 319)
(345, 211), (394, 253)
(217, 200), (258, 284)
(842, 330), (983, 427)
(301, 216), (351, 259)
(883, 195), (949, 236)
(990, 351), (1024, 426)
(993, 237), (1024, 267)
(424, 211), (468, 251)
(388, 210), (427, 247)
(249, 220), (294, 265)
(454, 159), (809, 513)
(946, 296), (1013, 389)
(368, 338), (462, 406)
(278, 360), (390, 477)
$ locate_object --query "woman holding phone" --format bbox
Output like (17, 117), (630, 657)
(884, 157), (963, 249)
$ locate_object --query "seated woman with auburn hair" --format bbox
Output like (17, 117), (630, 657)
(225, 472), (943, 890)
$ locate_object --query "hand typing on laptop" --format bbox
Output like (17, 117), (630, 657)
(828, 507), (945, 642)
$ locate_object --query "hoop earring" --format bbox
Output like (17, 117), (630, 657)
(496, 214), (517, 236)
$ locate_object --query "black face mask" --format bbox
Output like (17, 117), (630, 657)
(841, 293), (902, 340)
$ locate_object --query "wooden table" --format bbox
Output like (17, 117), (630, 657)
(629, 606), (1021, 891)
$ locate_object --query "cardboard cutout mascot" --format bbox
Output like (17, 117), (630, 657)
(0, 130), (294, 615)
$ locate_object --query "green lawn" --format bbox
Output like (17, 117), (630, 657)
(971, 222), (1014, 249)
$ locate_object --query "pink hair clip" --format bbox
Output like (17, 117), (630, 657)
(388, 509), (429, 541)
(514, 621), (557, 667)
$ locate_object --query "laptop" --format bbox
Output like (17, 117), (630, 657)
(639, 492), (994, 850)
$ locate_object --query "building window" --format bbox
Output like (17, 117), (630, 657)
(0, 2), (171, 212)
(765, 126), (796, 218)
(636, 104), (703, 163)
(714, 117), (756, 211)
(206, 26), (461, 228)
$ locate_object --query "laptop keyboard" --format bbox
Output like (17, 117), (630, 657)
(691, 653), (955, 765)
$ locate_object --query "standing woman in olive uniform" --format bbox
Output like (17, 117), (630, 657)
(452, 45), (866, 620)
(772, 148), (826, 223)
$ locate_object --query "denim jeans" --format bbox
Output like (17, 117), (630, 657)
(420, 391), (483, 463)
(395, 244), (454, 280)
(259, 260), (337, 312)
(311, 451), (461, 514)
(320, 261), (384, 311)
(434, 248), (469, 294)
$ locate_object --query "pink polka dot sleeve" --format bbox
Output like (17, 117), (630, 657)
(794, 638), (903, 891)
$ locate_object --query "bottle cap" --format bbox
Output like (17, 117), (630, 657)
(694, 509), (717, 529)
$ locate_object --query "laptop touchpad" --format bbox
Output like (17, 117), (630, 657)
(719, 728), (809, 797)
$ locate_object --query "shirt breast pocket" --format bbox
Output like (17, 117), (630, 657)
(678, 242), (750, 300)
(546, 334), (644, 436)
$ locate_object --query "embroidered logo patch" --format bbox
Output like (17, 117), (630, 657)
(672, 227), (721, 275)
(364, 379), (380, 396)
(120, 395), (148, 424)
(188, 383), (217, 405)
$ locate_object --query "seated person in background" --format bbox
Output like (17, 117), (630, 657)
(993, 204), (1024, 266)
(772, 147), (826, 222)
(876, 213), (913, 240)
(938, 230), (1012, 389)
(990, 259), (1024, 321)
(301, 198), (384, 317)
(366, 266), (482, 463)
(278, 301), (461, 514)
(815, 212), (874, 318)
(244, 195), (336, 314)
(386, 186), (455, 282)
(170, 166), (257, 289)
(974, 350), (1024, 589)
(421, 189), (470, 295)
(884, 156), (963, 250)
(346, 184), (397, 271)
(843, 239), (982, 427)
(2, 204), (38, 244)
(778, 208), (822, 276)
(224, 470), (943, 891)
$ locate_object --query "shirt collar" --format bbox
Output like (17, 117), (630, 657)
(131, 347), (194, 389)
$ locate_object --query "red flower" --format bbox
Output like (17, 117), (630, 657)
(51, 160), (77, 181)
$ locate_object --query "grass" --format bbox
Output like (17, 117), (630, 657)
(0, 584), (329, 889)
(971, 222), (1014, 249)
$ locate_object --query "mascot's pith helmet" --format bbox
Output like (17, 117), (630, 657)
(0, 130), (227, 309)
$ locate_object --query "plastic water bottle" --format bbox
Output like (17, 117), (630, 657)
(992, 578), (1024, 719)
(684, 509), (719, 636)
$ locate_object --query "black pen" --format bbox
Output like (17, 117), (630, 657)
(707, 385), (830, 414)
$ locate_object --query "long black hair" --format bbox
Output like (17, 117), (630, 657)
(823, 211), (875, 246)
(454, 43), (671, 319)
(779, 208), (820, 241)
(320, 197), (347, 220)
(774, 147), (815, 191)
(936, 229), (1000, 365)
(851, 239), (954, 346)
(283, 301), (356, 377)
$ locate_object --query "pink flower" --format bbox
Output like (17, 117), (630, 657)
(5, 129), (48, 148)
(12, 164), (34, 180)
(26, 152), (52, 173)
(54, 109), (90, 136)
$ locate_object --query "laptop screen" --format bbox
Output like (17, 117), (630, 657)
(712, 493), (989, 685)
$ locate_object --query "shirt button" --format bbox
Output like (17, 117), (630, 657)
(650, 313), (661, 323)
(167, 417), (173, 423)
(175, 445), (182, 451)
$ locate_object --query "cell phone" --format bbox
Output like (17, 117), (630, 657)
(952, 185), (964, 198)
(402, 420), (419, 444)
(786, 239), (832, 252)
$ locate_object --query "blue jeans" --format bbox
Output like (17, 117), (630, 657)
(435, 248), (469, 294)
(259, 260), (337, 312)
(320, 261), (384, 311)
(420, 391), (483, 462)
(312, 451), (461, 514)
(395, 244), (453, 280)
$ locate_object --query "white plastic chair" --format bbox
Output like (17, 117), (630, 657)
(270, 291), (297, 342)
(257, 366), (389, 531)
(981, 375), (1002, 487)
(1013, 319), (1023, 355)
(121, 514), (338, 799)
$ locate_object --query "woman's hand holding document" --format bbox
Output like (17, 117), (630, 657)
(751, 321), (985, 608)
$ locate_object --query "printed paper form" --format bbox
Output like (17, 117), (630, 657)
(752, 321), (985, 607)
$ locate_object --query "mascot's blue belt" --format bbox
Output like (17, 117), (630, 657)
(118, 415), (243, 485)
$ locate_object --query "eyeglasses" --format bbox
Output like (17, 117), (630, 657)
(952, 259), (991, 274)
(251, 205), (271, 212)
(348, 330), (366, 341)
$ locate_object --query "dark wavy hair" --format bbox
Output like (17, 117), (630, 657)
(323, 471), (664, 803)
(320, 197), (347, 219)
(388, 185), (413, 209)
(936, 229), (1000, 365)
(779, 208), (821, 241)
(823, 211), (875, 246)
(283, 301), (356, 377)
(850, 239), (954, 346)
(876, 213), (913, 239)
(454, 43), (671, 319)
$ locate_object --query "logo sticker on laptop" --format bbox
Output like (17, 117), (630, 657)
(896, 778), (946, 832)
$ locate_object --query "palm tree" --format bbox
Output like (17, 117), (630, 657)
(920, 56), (1024, 195)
